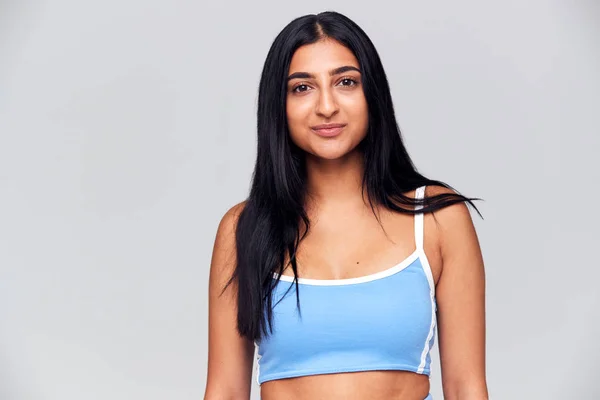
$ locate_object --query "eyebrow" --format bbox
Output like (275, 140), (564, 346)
(286, 65), (361, 81)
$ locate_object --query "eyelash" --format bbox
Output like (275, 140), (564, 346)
(291, 77), (358, 93)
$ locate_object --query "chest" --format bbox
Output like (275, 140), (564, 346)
(285, 210), (422, 280)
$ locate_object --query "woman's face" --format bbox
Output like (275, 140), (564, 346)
(286, 38), (369, 161)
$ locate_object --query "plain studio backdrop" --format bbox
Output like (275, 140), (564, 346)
(1, 0), (599, 399)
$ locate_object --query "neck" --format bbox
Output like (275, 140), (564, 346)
(304, 148), (368, 212)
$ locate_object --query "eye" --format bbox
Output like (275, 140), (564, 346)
(292, 84), (311, 93)
(338, 77), (358, 87)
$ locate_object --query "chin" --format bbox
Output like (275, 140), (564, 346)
(312, 152), (347, 161)
(308, 144), (359, 161)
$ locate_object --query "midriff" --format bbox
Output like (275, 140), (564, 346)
(260, 370), (430, 400)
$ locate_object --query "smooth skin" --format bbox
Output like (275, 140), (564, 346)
(205, 38), (488, 400)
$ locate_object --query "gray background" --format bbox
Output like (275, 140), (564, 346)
(1, 0), (599, 399)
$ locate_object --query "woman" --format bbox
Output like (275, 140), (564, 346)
(205, 11), (488, 400)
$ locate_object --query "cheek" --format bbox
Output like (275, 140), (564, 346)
(340, 91), (368, 114)
(286, 98), (311, 120)
(355, 95), (369, 116)
(359, 99), (369, 129)
(286, 99), (311, 141)
(344, 96), (369, 132)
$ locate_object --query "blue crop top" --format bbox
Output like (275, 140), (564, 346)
(254, 185), (437, 387)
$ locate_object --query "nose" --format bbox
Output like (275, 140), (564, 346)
(315, 87), (339, 118)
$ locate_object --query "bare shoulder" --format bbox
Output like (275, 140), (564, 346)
(210, 200), (248, 284)
(423, 184), (475, 244)
(423, 184), (457, 197)
(216, 200), (247, 239)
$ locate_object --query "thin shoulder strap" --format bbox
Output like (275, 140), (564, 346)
(414, 185), (426, 250)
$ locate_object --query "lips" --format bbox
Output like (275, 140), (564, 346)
(311, 123), (347, 137)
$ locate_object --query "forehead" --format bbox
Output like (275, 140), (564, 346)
(288, 39), (359, 73)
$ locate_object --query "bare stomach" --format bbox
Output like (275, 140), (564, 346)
(260, 370), (430, 400)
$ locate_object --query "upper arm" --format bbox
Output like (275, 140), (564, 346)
(204, 202), (255, 400)
(430, 187), (489, 399)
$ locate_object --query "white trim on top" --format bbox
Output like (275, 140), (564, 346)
(272, 249), (421, 286)
(414, 185), (426, 250)
(254, 341), (265, 386)
(417, 269), (437, 373)
(416, 224), (436, 374)
(415, 184), (437, 373)
(414, 184), (435, 295)
(255, 348), (262, 386)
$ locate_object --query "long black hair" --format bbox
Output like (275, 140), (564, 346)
(222, 11), (481, 342)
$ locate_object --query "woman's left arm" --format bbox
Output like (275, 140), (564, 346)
(434, 192), (489, 399)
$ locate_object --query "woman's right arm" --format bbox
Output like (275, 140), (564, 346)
(204, 202), (255, 400)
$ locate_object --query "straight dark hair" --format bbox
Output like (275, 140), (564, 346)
(222, 11), (482, 342)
